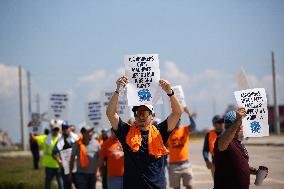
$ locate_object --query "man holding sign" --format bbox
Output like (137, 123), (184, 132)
(106, 75), (183, 189)
(213, 108), (268, 189)
(52, 121), (78, 189)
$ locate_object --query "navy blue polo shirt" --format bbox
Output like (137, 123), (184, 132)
(114, 118), (171, 189)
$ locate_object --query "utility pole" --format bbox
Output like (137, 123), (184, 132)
(272, 51), (280, 135)
(18, 66), (26, 150)
(36, 93), (40, 114)
(27, 71), (32, 119)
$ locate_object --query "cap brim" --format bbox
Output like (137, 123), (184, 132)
(132, 105), (153, 113)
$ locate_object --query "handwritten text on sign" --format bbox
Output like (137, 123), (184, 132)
(125, 54), (162, 106)
(86, 101), (101, 128)
(48, 93), (69, 120)
(234, 88), (269, 138)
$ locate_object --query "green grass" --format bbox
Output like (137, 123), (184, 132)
(0, 156), (57, 189)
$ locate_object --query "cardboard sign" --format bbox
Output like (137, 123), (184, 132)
(234, 88), (269, 138)
(125, 54), (162, 106)
(60, 148), (77, 175)
(48, 93), (69, 120)
(172, 85), (186, 107)
(85, 101), (101, 128)
(100, 91), (129, 129)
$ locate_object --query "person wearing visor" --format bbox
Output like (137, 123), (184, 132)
(30, 119), (63, 189)
(167, 106), (196, 189)
(69, 126), (100, 189)
(106, 76), (183, 189)
(213, 108), (264, 189)
(52, 121), (78, 189)
(202, 115), (225, 178)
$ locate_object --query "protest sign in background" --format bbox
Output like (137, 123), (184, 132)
(172, 85), (187, 107)
(85, 101), (101, 131)
(48, 93), (69, 121)
(236, 67), (250, 90)
(60, 148), (77, 175)
(100, 91), (129, 129)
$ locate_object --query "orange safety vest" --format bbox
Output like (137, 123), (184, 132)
(208, 130), (217, 156)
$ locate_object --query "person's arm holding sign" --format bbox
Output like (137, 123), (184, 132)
(106, 76), (129, 130)
(184, 106), (196, 131)
(52, 144), (63, 167)
(218, 107), (246, 151)
(159, 79), (183, 132)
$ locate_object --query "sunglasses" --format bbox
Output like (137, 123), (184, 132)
(134, 110), (152, 118)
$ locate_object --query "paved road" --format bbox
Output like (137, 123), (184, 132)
(97, 140), (284, 189)
(188, 140), (284, 189)
(1, 140), (284, 189)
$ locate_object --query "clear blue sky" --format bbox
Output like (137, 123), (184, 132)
(0, 0), (284, 143)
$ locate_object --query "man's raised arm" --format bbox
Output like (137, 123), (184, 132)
(159, 79), (183, 132)
(106, 76), (129, 130)
(218, 108), (246, 151)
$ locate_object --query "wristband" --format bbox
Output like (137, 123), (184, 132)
(167, 89), (174, 96)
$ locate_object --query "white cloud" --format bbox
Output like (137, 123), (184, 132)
(76, 67), (124, 101)
(0, 64), (26, 98)
(247, 74), (284, 104)
(161, 61), (235, 104)
(162, 61), (190, 86)
(77, 69), (107, 84)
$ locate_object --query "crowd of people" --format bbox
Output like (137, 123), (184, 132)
(29, 76), (267, 189)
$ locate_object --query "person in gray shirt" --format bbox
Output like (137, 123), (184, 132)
(69, 126), (100, 189)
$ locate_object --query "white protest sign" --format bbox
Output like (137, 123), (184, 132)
(60, 148), (76, 175)
(236, 67), (250, 90)
(125, 54), (162, 106)
(100, 91), (129, 129)
(172, 85), (186, 107)
(48, 93), (69, 120)
(85, 101), (101, 129)
(28, 113), (42, 135)
(234, 88), (269, 138)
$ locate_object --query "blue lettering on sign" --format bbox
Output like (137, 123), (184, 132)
(250, 121), (261, 133)
(137, 89), (152, 102)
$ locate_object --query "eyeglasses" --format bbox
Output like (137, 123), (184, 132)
(134, 110), (152, 118)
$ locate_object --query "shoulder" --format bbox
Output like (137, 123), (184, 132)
(101, 137), (112, 149)
(156, 118), (168, 130)
(35, 135), (47, 141)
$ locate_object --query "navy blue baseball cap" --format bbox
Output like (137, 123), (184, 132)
(61, 121), (69, 130)
(212, 115), (224, 124)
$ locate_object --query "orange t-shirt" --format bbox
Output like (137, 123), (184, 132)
(99, 136), (124, 177)
(168, 125), (190, 163)
(208, 130), (218, 156)
(96, 137), (104, 146)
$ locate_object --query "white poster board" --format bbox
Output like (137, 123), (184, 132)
(100, 91), (129, 129)
(172, 85), (186, 107)
(60, 148), (77, 175)
(85, 101), (101, 129)
(234, 88), (269, 138)
(125, 54), (162, 106)
(28, 113), (42, 135)
(48, 93), (69, 120)
(236, 67), (250, 90)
